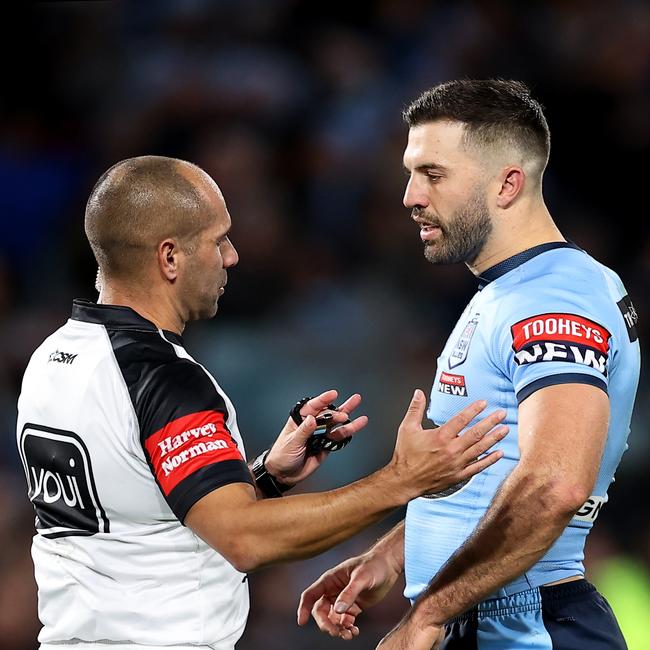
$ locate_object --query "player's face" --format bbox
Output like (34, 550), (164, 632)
(183, 198), (239, 321)
(402, 121), (493, 265)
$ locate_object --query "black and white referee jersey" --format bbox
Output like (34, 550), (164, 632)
(17, 300), (255, 650)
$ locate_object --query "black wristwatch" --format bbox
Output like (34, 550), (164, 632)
(251, 449), (293, 498)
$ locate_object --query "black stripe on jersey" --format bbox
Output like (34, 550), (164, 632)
(108, 328), (232, 438)
(106, 328), (253, 520)
(167, 461), (251, 522)
(516, 372), (607, 404)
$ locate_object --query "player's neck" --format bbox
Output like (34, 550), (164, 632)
(467, 203), (564, 277)
(97, 283), (185, 335)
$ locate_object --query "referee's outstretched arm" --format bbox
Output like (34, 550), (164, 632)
(79, 155), (507, 574)
(185, 390), (507, 573)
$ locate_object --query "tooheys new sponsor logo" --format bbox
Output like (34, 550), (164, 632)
(437, 372), (468, 397)
(511, 313), (611, 376)
(144, 409), (244, 494)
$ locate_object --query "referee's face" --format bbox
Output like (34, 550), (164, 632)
(181, 190), (239, 322)
(402, 121), (493, 266)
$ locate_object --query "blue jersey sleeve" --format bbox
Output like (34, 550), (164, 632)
(491, 291), (613, 404)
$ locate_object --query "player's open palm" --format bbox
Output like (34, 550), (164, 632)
(297, 551), (401, 640)
(391, 390), (508, 499)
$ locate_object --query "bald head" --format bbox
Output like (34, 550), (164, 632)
(85, 155), (219, 281)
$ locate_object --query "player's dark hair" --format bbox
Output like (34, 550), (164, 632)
(85, 156), (207, 280)
(404, 79), (550, 173)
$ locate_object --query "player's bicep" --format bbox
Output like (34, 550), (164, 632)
(517, 383), (609, 491)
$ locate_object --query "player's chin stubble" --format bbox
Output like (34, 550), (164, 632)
(424, 190), (493, 265)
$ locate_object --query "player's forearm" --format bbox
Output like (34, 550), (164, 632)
(412, 466), (583, 626)
(368, 521), (406, 575)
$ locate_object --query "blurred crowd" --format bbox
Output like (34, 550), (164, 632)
(1, 1), (649, 648)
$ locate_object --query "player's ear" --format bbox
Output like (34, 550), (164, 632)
(496, 167), (525, 209)
(157, 239), (180, 281)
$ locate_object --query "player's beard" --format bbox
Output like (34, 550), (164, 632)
(421, 187), (493, 265)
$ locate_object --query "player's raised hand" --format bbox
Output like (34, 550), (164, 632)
(390, 390), (508, 500)
(297, 550), (401, 640)
(265, 390), (368, 486)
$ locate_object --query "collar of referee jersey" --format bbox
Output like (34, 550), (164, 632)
(71, 299), (185, 346)
(477, 241), (582, 290)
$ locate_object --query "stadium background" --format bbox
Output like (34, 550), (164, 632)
(1, 1), (649, 648)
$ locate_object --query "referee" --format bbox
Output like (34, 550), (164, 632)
(16, 155), (507, 650)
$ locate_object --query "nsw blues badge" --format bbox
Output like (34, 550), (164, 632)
(449, 314), (480, 369)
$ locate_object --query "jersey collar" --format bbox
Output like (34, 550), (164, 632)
(476, 241), (581, 290)
(71, 300), (185, 345)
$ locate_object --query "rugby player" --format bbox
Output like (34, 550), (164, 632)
(16, 155), (509, 650)
(298, 80), (640, 649)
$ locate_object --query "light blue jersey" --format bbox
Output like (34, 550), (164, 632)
(405, 242), (640, 601)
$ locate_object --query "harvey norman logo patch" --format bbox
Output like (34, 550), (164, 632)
(437, 372), (468, 397)
(511, 313), (611, 376)
(157, 421), (225, 475)
(145, 410), (244, 495)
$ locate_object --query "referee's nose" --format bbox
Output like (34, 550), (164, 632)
(222, 238), (239, 268)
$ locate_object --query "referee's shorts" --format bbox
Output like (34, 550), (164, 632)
(442, 580), (627, 649)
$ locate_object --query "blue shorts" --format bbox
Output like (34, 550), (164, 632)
(442, 580), (626, 649)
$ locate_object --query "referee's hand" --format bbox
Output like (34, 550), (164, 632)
(265, 390), (368, 487)
(389, 390), (508, 500)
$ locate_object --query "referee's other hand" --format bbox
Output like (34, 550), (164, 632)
(265, 390), (368, 487)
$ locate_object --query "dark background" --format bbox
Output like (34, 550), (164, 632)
(0, 1), (648, 648)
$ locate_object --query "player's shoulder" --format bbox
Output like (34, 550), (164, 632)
(480, 244), (634, 354)
(518, 245), (606, 291)
(491, 245), (621, 316)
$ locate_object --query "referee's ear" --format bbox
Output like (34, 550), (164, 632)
(158, 238), (181, 282)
